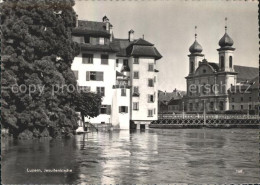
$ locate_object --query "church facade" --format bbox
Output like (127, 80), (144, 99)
(185, 25), (258, 113)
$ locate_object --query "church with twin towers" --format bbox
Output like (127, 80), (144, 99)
(185, 18), (258, 113)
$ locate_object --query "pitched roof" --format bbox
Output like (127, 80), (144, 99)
(130, 45), (162, 59)
(158, 90), (185, 102)
(234, 65), (258, 82)
(132, 38), (154, 46)
(72, 20), (110, 37)
(113, 38), (162, 59)
(80, 43), (118, 53)
(112, 38), (132, 57)
(126, 38), (162, 60)
(249, 76), (259, 89)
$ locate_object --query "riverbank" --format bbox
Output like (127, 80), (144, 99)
(149, 124), (260, 129)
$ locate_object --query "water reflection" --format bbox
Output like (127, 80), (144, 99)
(2, 129), (259, 184)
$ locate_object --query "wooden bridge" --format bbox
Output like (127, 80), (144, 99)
(150, 114), (260, 129)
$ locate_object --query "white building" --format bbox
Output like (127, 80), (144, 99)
(71, 16), (162, 129)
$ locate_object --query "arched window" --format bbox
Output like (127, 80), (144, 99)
(220, 56), (224, 69)
(229, 56), (232, 68)
(190, 61), (194, 73)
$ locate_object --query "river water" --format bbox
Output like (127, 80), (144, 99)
(2, 129), (259, 184)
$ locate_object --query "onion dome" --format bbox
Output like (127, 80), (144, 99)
(189, 40), (203, 54)
(218, 32), (234, 47)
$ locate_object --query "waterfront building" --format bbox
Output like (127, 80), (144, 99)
(158, 89), (185, 114)
(228, 76), (259, 115)
(185, 23), (258, 113)
(71, 16), (162, 129)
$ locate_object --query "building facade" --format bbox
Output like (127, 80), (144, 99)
(71, 16), (162, 129)
(185, 25), (258, 114)
(158, 89), (185, 114)
(228, 76), (259, 115)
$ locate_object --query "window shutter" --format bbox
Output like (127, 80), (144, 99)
(80, 36), (84, 43)
(97, 72), (103, 81)
(119, 106), (121, 113)
(126, 106), (128, 113)
(107, 105), (111, 115)
(86, 71), (90, 81)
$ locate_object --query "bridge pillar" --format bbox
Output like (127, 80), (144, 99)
(136, 123), (140, 130)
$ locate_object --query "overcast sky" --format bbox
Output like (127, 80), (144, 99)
(74, 0), (258, 91)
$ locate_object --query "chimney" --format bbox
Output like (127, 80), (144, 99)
(102, 15), (110, 31)
(128, 29), (134, 42)
(109, 24), (113, 41)
(75, 14), (78, 27)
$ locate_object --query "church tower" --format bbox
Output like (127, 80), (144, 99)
(217, 18), (235, 72)
(188, 26), (204, 75)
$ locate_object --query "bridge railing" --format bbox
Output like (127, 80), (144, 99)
(158, 114), (260, 120)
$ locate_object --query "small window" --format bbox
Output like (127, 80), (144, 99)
(86, 71), (103, 81)
(241, 97), (243, 102)
(148, 95), (154, 103)
(190, 61), (194, 73)
(220, 56), (224, 69)
(100, 105), (107, 114)
(116, 59), (119, 67)
(241, 105), (243, 110)
(82, 54), (93, 64)
(133, 86), (139, 94)
(121, 88), (126, 96)
(97, 87), (105, 96)
(232, 105), (234, 110)
(84, 36), (90, 43)
(73, 70), (78, 80)
(134, 57), (139, 64)
(123, 59), (128, 66)
(133, 102), (139, 110)
(133, 71), (139, 79)
(119, 106), (128, 113)
(219, 101), (224, 111)
(101, 54), (109, 65)
(148, 109), (153, 117)
(100, 105), (111, 114)
(148, 64), (154, 71)
(148, 79), (154, 87)
(229, 56), (232, 68)
(210, 102), (214, 110)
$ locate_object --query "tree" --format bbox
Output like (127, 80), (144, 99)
(1, 0), (85, 138)
(75, 92), (102, 131)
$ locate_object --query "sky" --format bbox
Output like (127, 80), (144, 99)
(74, 0), (258, 91)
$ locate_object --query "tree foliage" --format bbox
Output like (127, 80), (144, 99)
(76, 92), (102, 125)
(1, 0), (94, 138)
